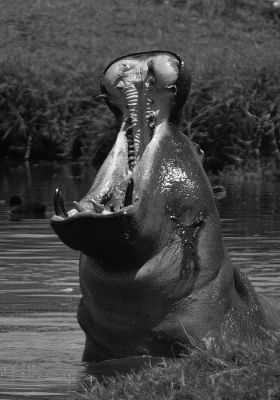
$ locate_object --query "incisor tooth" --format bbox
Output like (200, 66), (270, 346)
(91, 199), (105, 213)
(68, 209), (79, 217)
(73, 201), (85, 212)
(102, 210), (112, 215)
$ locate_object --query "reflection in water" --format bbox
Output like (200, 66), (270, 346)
(0, 160), (280, 398)
(218, 180), (280, 299)
(0, 160), (94, 398)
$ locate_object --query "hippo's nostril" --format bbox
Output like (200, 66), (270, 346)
(165, 84), (177, 93)
(54, 187), (69, 218)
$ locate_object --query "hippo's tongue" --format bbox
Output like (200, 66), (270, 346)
(52, 51), (180, 220)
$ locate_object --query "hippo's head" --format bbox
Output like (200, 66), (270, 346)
(51, 50), (223, 289)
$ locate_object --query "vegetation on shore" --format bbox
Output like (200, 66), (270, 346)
(0, 0), (279, 173)
(72, 336), (280, 400)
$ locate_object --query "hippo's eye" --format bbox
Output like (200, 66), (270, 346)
(147, 61), (154, 73)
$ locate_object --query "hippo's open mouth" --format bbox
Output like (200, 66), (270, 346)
(51, 51), (189, 221)
(51, 51), (191, 259)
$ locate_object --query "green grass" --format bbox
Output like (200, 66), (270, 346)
(0, 0), (279, 168)
(72, 337), (280, 399)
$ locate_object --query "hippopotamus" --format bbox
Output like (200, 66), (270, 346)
(51, 50), (280, 362)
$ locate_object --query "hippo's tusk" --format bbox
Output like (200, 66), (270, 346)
(54, 187), (69, 218)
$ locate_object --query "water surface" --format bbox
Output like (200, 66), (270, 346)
(0, 160), (280, 398)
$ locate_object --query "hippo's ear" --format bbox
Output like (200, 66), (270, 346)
(192, 142), (205, 165)
(169, 56), (192, 125)
(212, 186), (227, 202)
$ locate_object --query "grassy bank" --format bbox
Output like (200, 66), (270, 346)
(0, 0), (279, 172)
(72, 337), (280, 399)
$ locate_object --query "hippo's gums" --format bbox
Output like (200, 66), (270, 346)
(51, 50), (280, 362)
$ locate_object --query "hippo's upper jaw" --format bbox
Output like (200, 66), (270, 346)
(51, 51), (193, 263)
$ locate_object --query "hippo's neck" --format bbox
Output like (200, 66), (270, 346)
(78, 240), (233, 328)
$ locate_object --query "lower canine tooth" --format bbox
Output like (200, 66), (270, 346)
(54, 187), (69, 218)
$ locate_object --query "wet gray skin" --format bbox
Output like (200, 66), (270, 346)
(51, 51), (280, 361)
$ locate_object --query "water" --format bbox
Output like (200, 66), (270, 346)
(0, 161), (90, 399)
(218, 179), (280, 299)
(0, 160), (280, 398)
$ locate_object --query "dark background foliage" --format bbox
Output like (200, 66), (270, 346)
(0, 0), (279, 173)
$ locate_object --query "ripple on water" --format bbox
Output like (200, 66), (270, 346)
(0, 331), (84, 398)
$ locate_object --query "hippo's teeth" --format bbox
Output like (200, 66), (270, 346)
(54, 187), (69, 218)
(123, 177), (134, 207)
(68, 209), (79, 217)
(101, 209), (112, 215)
(73, 201), (86, 212)
(91, 199), (105, 213)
